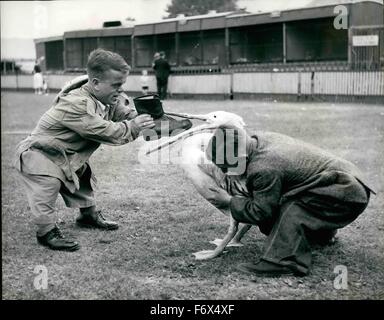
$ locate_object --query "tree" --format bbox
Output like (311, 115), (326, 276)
(165, 0), (239, 18)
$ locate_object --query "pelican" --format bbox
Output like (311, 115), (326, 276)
(143, 110), (252, 260)
(56, 75), (253, 260)
(145, 111), (246, 156)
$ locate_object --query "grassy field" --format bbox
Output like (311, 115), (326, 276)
(1, 91), (383, 300)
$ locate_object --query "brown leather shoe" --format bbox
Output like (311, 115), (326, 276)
(236, 260), (303, 277)
(76, 210), (119, 230)
(37, 226), (80, 251)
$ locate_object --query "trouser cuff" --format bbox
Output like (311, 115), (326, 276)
(36, 223), (56, 237)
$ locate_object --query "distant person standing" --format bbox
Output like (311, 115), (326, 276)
(43, 76), (49, 96)
(33, 63), (43, 95)
(152, 51), (171, 100)
(152, 52), (160, 69)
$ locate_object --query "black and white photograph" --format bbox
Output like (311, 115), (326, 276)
(1, 0), (383, 306)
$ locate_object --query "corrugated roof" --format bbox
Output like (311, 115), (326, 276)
(242, 0), (383, 14)
(229, 0), (382, 19)
(129, 0), (383, 26)
(305, 0), (383, 8)
(134, 11), (234, 27)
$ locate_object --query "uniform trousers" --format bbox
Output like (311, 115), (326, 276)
(17, 164), (95, 236)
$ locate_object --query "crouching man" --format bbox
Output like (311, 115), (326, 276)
(184, 126), (373, 277)
(14, 49), (156, 251)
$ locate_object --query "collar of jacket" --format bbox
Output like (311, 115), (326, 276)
(81, 83), (112, 116)
(81, 83), (107, 106)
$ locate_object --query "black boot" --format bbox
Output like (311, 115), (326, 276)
(76, 210), (119, 230)
(37, 226), (80, 251)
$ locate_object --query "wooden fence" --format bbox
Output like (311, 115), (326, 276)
(2, 70), (383, 101)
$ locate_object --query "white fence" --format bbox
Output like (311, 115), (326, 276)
(312, 71), (384, 96)
(168, 74), (231, 95)
(2, 71), (383, 97)
(233, 72), (301, 94)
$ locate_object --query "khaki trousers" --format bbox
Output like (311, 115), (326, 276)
(17, 165), (95, 236)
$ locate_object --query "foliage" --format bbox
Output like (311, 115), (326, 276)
(165, 0), (239, 18)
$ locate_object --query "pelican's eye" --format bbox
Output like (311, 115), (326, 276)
(214, 115), (217, 118)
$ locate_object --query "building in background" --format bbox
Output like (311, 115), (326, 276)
(33, 0), (383, 73)
(2, 0), (383, 103)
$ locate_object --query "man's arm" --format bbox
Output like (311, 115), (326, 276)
(57, 99), (152, 145)
(229, 170), (282, 225)
(193, 171), (282, 260)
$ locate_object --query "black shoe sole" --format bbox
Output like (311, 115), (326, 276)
(76, 221), (119, 231)
(236, 265), (300, 278)
(37, 241), (80, 252)
(49, 244), (80, 252)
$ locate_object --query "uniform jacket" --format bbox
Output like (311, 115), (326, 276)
(14, 84), (139, 193)
(153, 58), (171, 80)
(229, 131), (374, 224)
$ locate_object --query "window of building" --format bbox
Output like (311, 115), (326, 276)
(286, 18), (348, 62)
(229, 23), (283, 64)
(45, 41), (64, 70)
(179, 31), (202, 66)
(201, 29), (225, 65)
(155, 33), (176, 66)
(135, 35), (154, 67)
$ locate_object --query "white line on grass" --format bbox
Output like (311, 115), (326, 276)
(2, 131), (30, 135)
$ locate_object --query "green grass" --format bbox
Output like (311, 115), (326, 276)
(1, 91), (384, 300)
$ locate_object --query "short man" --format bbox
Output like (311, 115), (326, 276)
(184, 126), (373, 277)
(14, 49), (155, 251)
(152, 51), (171, 100)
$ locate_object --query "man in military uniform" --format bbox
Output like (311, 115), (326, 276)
(14, 49), (156, 251)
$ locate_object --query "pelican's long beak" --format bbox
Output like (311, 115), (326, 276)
(165, 112), (209, 122)
(145, 123), (217, 155)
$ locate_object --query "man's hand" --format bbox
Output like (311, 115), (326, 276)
(133, 114), (155, 130)
(207, 187), (232, 209)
